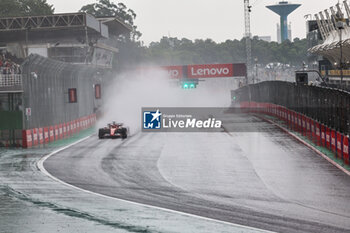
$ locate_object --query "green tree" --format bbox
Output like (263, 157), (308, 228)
(144, 36), (308, 67)
(0, 0), (54, 17)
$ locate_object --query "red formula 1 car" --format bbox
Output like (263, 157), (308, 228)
(98, 122), (128, 139)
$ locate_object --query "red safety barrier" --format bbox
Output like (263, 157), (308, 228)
(297, 114), (302, 133)
(326, 127), (331, 149)
(83, 117), (87, 129)
(49, 126), (54, 142)
(287, 110), (291, 128)
(311, 120), (315, 143)
(315, 122), (321, 146)
(331, 130), (336, 153)
(291, 112), (296, 131)
(54, 125), (59, 141)
(266, 103), (270, 115)
(22, 130), (32, 148)
(72, 121), (76, 134)
(59, 124), (63, 140)
(294, 112), (299, 131)
(344, 136), (349, 165)
(320, 124), (326, 147)
(75, 120), (80, 133)
(43, 127), (49, 144)
(66, 122), (71, 137)
(78, 118), (83, 131)
(79, 118), (83, 130)
(70, 121), (74, 135)
(301, 115), (306, 136)
(38, 128), (44, 145)
(70, 121), (73, 135)
(63, 123), (67, 138)
(87, 116), (91, 128)
(276, 106), (280, 118)
(33, 128), (38, 146)
(337, 133), (342, 159)
(306, 118), (311, 139)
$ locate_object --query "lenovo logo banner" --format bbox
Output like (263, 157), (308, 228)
(188, 64), (233, 78)
(162, 66), (183, 79)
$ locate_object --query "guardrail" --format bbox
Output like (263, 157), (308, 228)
(232, 81), (350, 135)
(0, 74), (22, 87)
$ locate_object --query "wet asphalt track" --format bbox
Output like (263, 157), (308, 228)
(44, 114), (350, 233)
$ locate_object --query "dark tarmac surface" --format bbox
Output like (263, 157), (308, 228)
(44, 114), (350, 233)
(0, 128), (266, 233)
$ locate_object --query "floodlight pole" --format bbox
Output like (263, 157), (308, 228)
(244, 0), (252, 85)
(336, 20), (345, 87)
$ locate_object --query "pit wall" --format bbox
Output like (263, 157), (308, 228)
(22, 114), (96, 148)
(240, 101), (349, 166)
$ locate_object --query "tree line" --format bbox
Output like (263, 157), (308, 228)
(140, 36), (308, 67)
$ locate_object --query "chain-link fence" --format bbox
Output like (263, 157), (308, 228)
(232, 81), (350, 135)
(21, 54), (103, 129)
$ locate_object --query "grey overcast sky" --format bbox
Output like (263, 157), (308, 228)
(47, 0), (339, 44)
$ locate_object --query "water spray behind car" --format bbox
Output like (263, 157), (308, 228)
(98, 68), (234, 135)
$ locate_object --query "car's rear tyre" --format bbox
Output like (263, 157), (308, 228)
(121, 128), (127, 139)
(98, 129), (105, 139)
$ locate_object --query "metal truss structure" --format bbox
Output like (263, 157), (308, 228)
(310, 1), (350, 66)
(0, 13), (86, 31)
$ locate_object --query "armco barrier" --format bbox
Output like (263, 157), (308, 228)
(22, 114), (96, 148)
(233, 81), (350, 166)
(239, 101), (350, 167)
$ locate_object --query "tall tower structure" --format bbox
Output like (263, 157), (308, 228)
(244, 0), (252, 84)
(266, 1), (301, 42)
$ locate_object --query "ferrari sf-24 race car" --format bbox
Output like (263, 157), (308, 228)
(98, 122), (129, 139)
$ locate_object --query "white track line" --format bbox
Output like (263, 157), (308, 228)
(37, 134), (272, 233)
(259, 115), (350, 177)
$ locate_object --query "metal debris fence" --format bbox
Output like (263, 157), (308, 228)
(232, 81), (350, 135)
